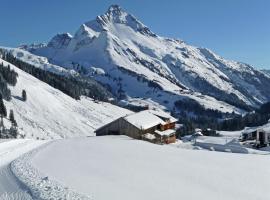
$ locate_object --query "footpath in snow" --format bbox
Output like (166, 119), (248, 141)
(0, 139), (47, 199)
(11, 141), (92, 200)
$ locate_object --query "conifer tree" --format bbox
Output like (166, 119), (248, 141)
(0, 96), (7, 117)
(9, 123), (18, 138)
(22, 89), (27, 101)
(9, 109), (16, 125)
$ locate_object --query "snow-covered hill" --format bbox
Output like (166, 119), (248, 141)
(0, 58), (132, 139)
(19, 5), (270, 112)
(15, 136), (270, 200)
(2, 47), (78, 77)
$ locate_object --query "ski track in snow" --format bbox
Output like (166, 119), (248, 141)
(11, 141), (92, 200)
(0, 139), (46, 200)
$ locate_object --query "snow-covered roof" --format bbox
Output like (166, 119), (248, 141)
(155, 129), (176, 137)
(195, 128), (202, 132)
(124, 110), (164, 130)
(148, 109), (178, 123)
(142, 133), (156, 140)
(193, 132), (203, 137)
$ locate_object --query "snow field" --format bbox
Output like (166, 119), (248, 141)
(28, 136), (270, 200)
(11, 141), (92, 200)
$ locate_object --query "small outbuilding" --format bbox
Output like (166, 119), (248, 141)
(95, 110), (177, 144)
(255, 129), (269, 147)
(241, 128), (270, 148)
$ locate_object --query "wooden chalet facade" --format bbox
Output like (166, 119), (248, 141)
(95, 110), (177, 144)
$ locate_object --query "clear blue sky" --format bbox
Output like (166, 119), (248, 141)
(0, 0), (269, 69)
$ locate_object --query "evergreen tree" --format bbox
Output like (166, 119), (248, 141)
(22, 89), (27, 101)
(9, 109), (16, 125)
(0, 96), (7, 117)
(9, 124), (18, 138)
(2, 53), (113, 101)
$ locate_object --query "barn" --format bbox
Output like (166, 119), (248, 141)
(95, 110), (177, 144)
(241, 128), (270, 148)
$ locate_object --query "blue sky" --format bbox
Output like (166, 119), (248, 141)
(0, 0), (269, 69)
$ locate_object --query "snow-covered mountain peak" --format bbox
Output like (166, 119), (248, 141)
(47, 33), (73, 49)
(16, 5), (270, 113)
(84, 5), (156, 37)
(106, 4), (125, 17)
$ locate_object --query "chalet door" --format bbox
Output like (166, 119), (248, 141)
(259, 132), (264, 145)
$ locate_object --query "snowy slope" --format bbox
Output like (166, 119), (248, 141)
(20, 5), (270, 112)
(0, 58), (132, 139)
(6, 46), (243, 114)
(26, 136), (270, 200)
(2, 47), (77, 76)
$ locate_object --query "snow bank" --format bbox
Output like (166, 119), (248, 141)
(11, 141), (92, 200)
(180, 135), (269, 154)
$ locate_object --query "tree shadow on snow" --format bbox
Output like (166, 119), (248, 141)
(12, 95), (24, 101)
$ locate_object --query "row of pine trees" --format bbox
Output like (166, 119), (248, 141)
(0, 53), (27, 138)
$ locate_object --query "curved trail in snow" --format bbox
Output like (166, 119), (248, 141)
(0, 166), (31, 199)
(0, 139), (47, 199)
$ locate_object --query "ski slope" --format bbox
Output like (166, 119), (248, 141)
(28, 136), (270, 200)
(0, 139), (47, 199)
(0, 58), (132, 139)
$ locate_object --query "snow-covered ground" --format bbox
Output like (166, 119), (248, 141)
(0, 139), (47, 199)
(17, 135), (270, 200)
(179, 129), (270, 154)
(0, 58), (132, 139)
(11, 141), (91, 200)
(195, 136), (268, 154)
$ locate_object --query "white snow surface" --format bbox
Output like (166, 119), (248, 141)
(29, 136), (270, 200)
(154, 129), (175, 136)
(0, 58), (132, 139)
(2, 47), (77, 76)
(11, 141), (91, 200)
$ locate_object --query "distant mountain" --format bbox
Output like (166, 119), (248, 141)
(18, 5), (270, 113)
(261, 69), (270, 75)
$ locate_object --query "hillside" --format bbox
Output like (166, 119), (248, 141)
(19, 5), (270, 113)
(0, 58), (132, 139)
